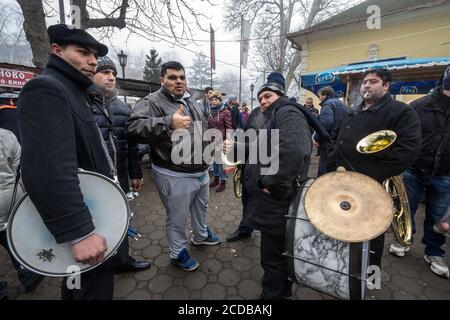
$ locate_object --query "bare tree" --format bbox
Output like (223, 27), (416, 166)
(216, 71), (240, 97)
(15, 0), (216, 68)
(0, 0), (31, 65)
(224, 0), (360, 93)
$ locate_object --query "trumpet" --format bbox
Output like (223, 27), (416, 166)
(221, 152), (243, 198)
(357, 130), (413, 247)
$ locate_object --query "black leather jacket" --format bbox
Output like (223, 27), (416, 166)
(126, 87), (209, 173)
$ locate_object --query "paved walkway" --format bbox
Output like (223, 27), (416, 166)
(1, 155), (450, 300)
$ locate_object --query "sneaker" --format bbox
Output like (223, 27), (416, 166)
(191, 227), (221, 246)
(170, 249), (199, 272)
(389, 242), (410, 257)
(424, 255), (450, 278)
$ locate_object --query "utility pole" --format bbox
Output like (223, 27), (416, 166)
(59, 0), (66, 24)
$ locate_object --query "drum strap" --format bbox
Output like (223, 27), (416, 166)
(96, 126), (119, 183)
(9, 165), (22, 219)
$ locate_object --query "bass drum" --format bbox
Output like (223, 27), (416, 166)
(285, 179), (370, 300)
(7, 169), (130, 277)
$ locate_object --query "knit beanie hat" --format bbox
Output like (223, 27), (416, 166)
(96, 56), (117, 76)
(257, 72), (286, 97)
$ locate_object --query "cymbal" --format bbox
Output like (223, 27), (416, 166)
(304, 170), (394, 242)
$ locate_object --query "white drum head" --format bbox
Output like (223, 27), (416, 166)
(7, 171), (129, 277)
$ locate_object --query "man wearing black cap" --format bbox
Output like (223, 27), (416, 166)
(389, 66), (450, 278)
(89, 56), (151, 273)
(225, 72), (313, 299)
(18, 24), (125, 300)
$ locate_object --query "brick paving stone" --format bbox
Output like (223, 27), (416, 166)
(216, 248), (234, 262)
(392, 290), (418, 300)
(130, 218), (146, 228)
(184, 272), (207, 290)
(148, 275), (173, 294)
(149, 229), (166, 241)
(130, 238), (151, 250)
(391, 261), (420, 278)
(237, 279), (261, 299)
(218, 269), (241, 286)
(200, 283), (226, 300)
(164, 286), (190, 300)
(190, 290), (201, 299)
(133, 267), (158, 281)
(232, 257), (253, 272)
(295, 286), (325, 300)
(114, 278), (137, 298)
(242, 246), (260, 260)
(221, 214), (236, 222)
(227, 287), (237, 296)
(424, 287), (450, 300)
(392, 274), (424, 295)
(167, 265), (192, 279)
(200, 259), (223, 275)
(153, 254), (171, 268)
(208, 275), (218, 282)
(142, 245), (163, 259)
(249, 265), (263, 282)
(126, 290), (152, 300)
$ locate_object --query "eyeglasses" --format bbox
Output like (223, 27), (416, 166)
(167, 75), (186, 81)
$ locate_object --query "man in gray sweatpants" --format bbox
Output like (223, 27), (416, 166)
(126, 61), (220, 271)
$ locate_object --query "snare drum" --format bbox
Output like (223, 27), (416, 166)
(285, 179), (370, 300)
(7, 169), (130, 277)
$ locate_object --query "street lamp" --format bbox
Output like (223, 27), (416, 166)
(250, 83), (255, 110)
(117, 50), (128, 103)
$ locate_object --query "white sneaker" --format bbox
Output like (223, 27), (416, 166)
(389, 242), (410, 257)
(424, 255), (450, 278)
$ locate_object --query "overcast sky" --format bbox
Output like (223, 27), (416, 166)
(44, 0), (243, 78)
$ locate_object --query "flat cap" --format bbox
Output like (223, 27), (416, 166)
(47, 24), (108, 57)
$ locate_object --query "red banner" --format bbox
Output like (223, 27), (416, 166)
(0, 68), (35, 88)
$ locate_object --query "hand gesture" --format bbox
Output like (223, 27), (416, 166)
(172, 105), (191, 130)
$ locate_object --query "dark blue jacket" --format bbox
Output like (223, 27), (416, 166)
(409, 88), (450, 176)
(319, 96), (348, 140)
(88, 87), (142, 192)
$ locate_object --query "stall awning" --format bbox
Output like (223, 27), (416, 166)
(301, 57), (450, 96)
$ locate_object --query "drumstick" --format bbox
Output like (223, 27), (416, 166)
(128, 227), (141, 237)
(127, 231), (139, 241)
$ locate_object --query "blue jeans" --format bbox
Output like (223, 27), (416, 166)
(213, 162), (227, 181)
(402, 169), (450, 257)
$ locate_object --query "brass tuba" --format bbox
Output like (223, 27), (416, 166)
(357, 130), (413, 246)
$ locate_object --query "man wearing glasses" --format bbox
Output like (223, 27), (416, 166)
(126, 61), (220, 272)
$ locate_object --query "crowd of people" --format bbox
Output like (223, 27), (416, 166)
(0, 24), (450, 301)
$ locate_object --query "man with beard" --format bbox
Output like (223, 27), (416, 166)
(126, 61), (220, 272)
(335, 68), (421, 270)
